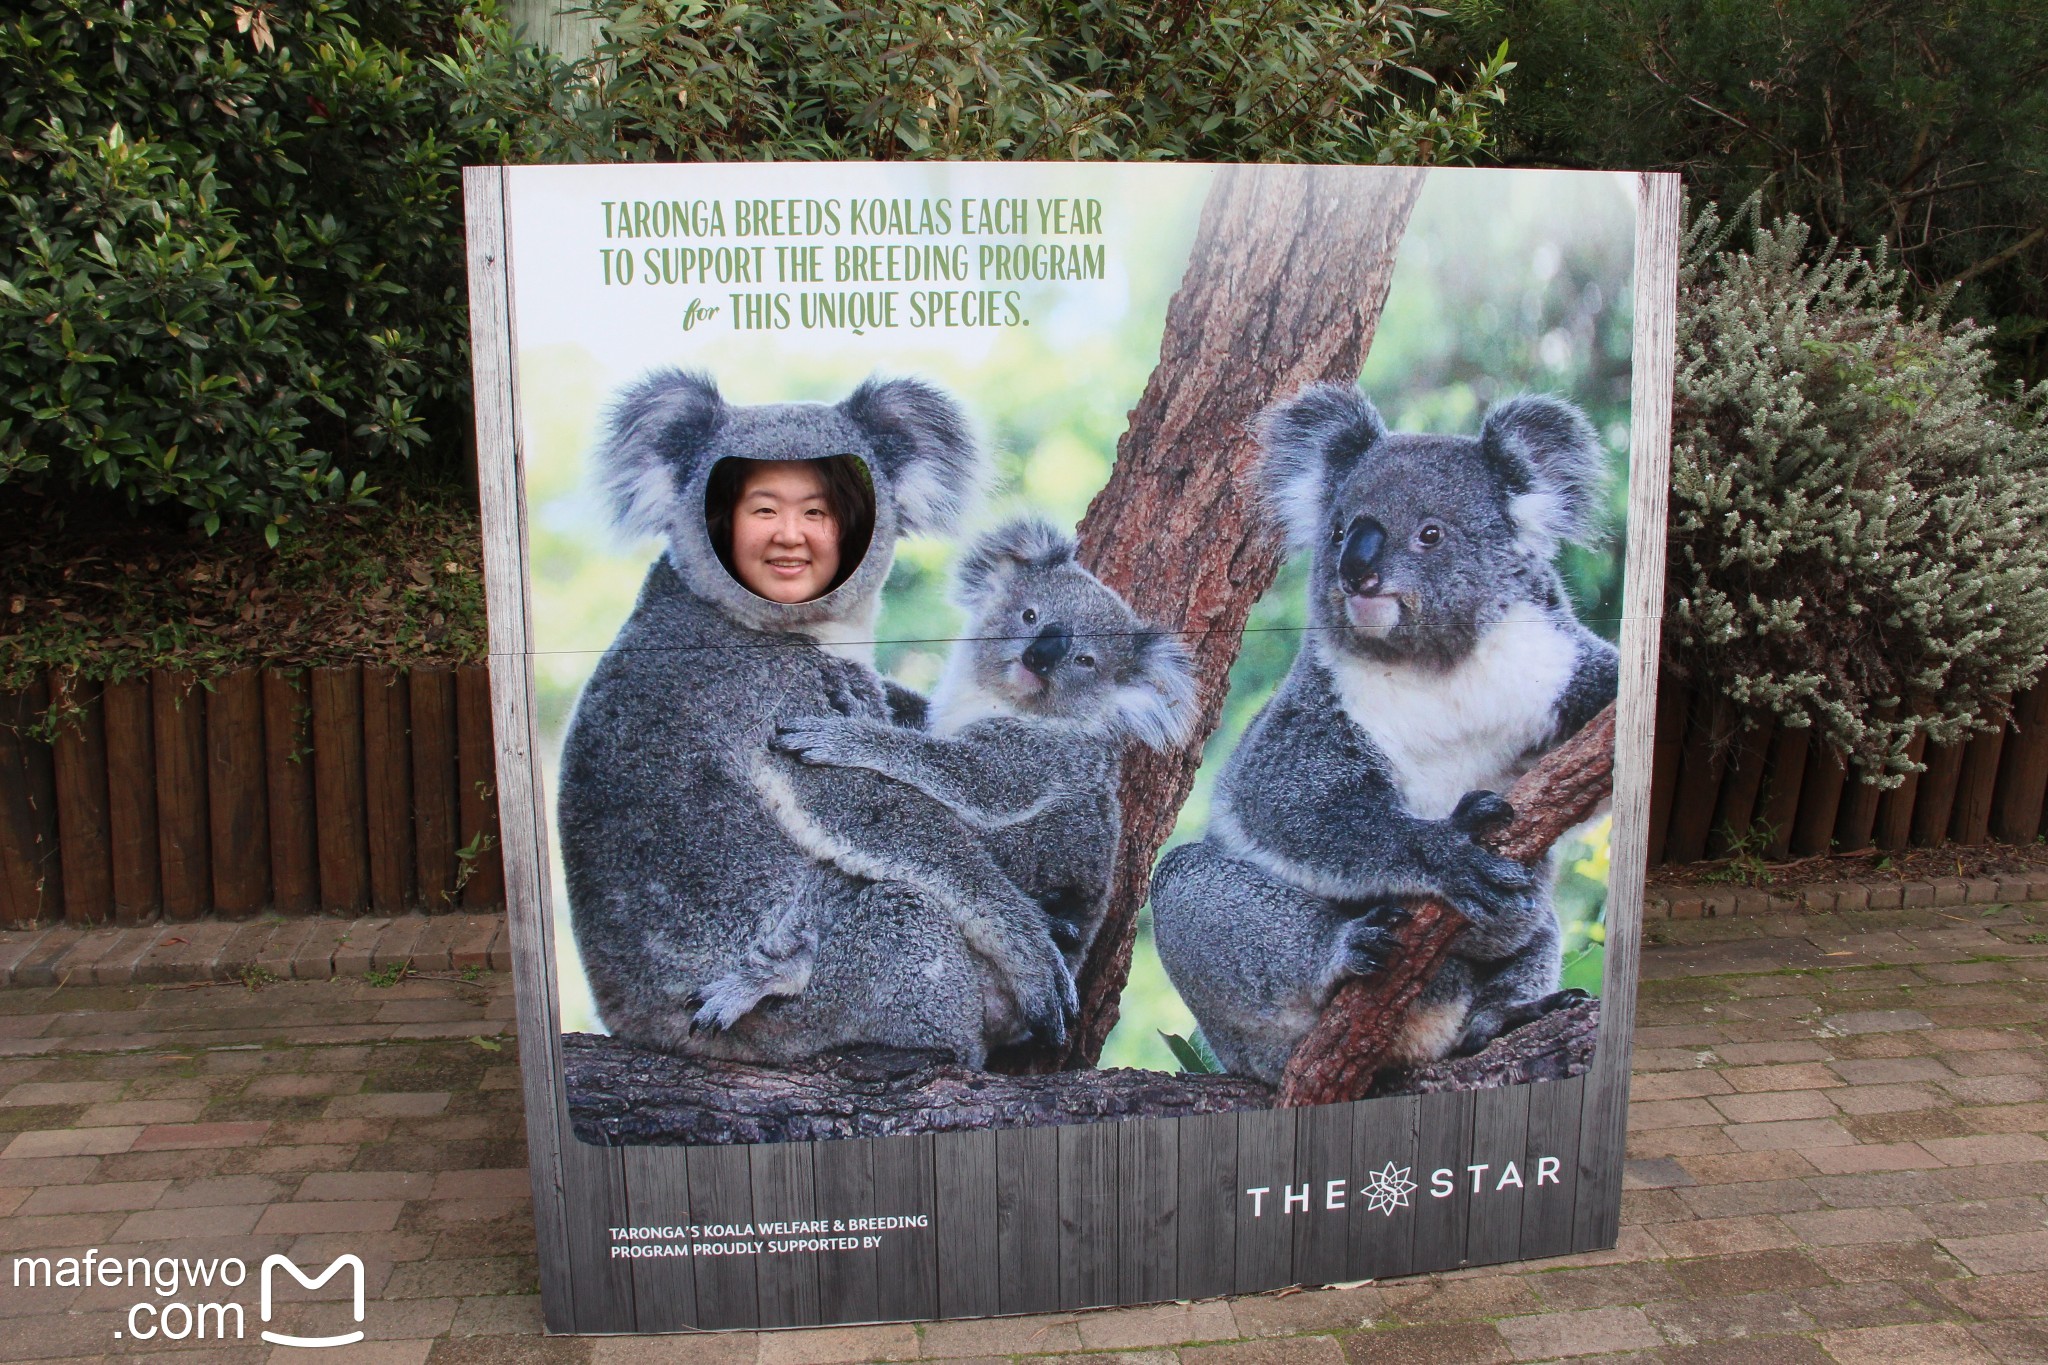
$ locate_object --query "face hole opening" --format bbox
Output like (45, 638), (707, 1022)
(704, 455), (875, 604)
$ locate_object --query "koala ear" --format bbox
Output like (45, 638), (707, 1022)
(1257, 385), (1389, 551)
(1111, 629), (1198, 752)
(952, 517), (1076, 610)
(596, 369), (728, 539)
(1480, 395), (1607, 554)
(841, 376), (983, 536)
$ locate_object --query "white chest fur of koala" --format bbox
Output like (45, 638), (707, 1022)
(1325, 600), (1579, 820)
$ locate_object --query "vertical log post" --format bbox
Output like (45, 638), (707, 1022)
(1051, 165), (1427, 1070)
(1755, 724), (1810, 861)
(456, 664), (505, 909)
(312, 665), (370, 914)
(102, 675), (160, 924)
(152, 670), (211, 921)
(1646, 672), (1689, 865)
(0, 673), (62, 928)
(411, 666), (462, 911)
(1992, 684), (2048, 844)
(363, 666), (416, 913)
(263, 669), (320, 913)
(50, 670), (114, 925)
(206, 667), (270, 917)
(1950, 700), (2011, 846)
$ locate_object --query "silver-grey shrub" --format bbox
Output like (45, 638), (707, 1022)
(1667, 199), (2048, 782)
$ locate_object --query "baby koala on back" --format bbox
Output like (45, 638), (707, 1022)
(744, 518), (1194, 1060)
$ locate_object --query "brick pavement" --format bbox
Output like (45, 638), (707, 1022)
(0, 901), (2046, 1362)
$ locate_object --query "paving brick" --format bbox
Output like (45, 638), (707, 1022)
(130, 1120), (270, 1151)
(1725, 1118), (1856, 1151)
(16, 1178), (168, 1214)
(1644, 1291), (1814, 1344)
(1227, 1286), (1381, 1338)
(1, 1124), (141, 1158)
(1791, 1281), (1941, 1330)
(1779, 1206), (1932, 1246)
(1649, 1215), (1800, 1258)
(450, 917), (500, 972)
(293, 918), (356, 980)
(1708, 1091), (1837, 1123)
(757, 1323), (920, 1364)
(1803, 1142), (1944, 1174)
(1343, 1322), (1510, 1365)
(1074, 1301), (1238, 1349)
(371, 915), (430, 973)
(113, 1201), (264, 1240)
(1941, 1229), (2048, 1276)
(1494, 1306), (1661, 1359)
(1183, 1339), (1346, 1365)
(1818, 1320), (1996, 1364)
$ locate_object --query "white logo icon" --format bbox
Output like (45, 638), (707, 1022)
(1360, 1162), (1418, 1216)
(259, 1254), (366, 1348)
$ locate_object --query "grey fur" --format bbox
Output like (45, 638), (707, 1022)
(732, 518), (1195, 1055)
(1152, 386), (1618, 1083)
(559, 370), (1066, 1068)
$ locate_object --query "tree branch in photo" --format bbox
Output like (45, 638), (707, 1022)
(1012, 163), (1426, 1073)
(1278, 703), (1618, 1108)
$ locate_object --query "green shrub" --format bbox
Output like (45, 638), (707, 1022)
(0, 0), (513, 537)
(442, 0), (1512, 164)
(1666, 199), (2048, 779)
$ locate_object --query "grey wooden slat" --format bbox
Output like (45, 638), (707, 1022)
(1289, 1101), (1355, 1288)
(556, 1137), (636, 1332)
(461, 164), (585, 1333)
(1174, 1110), (1238, 1301)
(751, 1141), (822, 1327)
(996, 1125), (1060, 1314)
(1348, 1093), (1420, 1282)
(811, 1139), (880, 1325)
(687, 1143), (761, 1330)
(622, 1146), (698, 1331)
(933, 1129), (999, 1319)
(872, 1133), (938, 1323)
(1116, 1118), (1178, 1306)
(1232, 1107), (1299, 1294)
(1057, 1121), (1119, 1310)
(1410, 1089), (1476, 1274)
(1576, 170), (1681, 1254)
(1465, 1084), (1533, 1267)
(1520, 1074), (1588, 1262)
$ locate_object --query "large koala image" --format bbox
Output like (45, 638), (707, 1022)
(557, 370), (1074, 1065)
(1151, 387), (1617, 1084)
(734, 518), (1194, 1051)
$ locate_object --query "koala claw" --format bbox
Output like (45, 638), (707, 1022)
(1451, 790), (1515, 836)
(769, 717), (853, 766)
(1335, 904), (1408, 980)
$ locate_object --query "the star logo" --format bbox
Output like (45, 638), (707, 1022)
(1359, 1161), (1417, 1217)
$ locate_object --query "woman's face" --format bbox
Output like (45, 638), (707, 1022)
(729, 461), (843, 603)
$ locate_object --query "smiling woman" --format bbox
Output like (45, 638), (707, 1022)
(704, 456), (875, 603)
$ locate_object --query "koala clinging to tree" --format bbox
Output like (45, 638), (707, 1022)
(1151, 385), (1618, 1084)
(559, 370), (1082, 1067)
(721, 518), (1195, 1056)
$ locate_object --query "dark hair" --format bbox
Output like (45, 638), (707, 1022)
(704, 455), (876, 595)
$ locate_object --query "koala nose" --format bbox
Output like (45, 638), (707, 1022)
(1338, 516), (1388, 595)
(1020, 623), (1070, 679)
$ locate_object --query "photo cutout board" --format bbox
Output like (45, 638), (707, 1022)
(463, 161), (1678, 1335)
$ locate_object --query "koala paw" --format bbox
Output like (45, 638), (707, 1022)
(1450, 789), (1515, 836)
(1433, 835), (1543, 927)
(770, 716), (865, 768)
(1335, 905), (1410, 979)
(962, 909), (1079, 1049)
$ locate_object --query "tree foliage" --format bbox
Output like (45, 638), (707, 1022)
(1666, 199), (2048, 779)
(1435, 0), (2048, 384)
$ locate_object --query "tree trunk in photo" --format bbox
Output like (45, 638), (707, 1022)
(1035, 165), (1427, 1072)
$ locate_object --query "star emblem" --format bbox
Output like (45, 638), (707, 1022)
(1359, 1161), (1417, 1217)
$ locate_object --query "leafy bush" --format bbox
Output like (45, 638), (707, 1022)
(1665, 199), (2048, 779)
(443, 0), (1512, 164)
(0, 0), (509, 537)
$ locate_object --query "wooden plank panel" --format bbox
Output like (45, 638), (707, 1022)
(1704, 716), (1773, 859)
(1834, 768), (1882, 855)
(1056, 1120), (1118, 1309)
(933, 1129), (999, 1319)
(1911, 740), (1966, 847)
(262, 670), (319, 912)
(311, 666), (369, 913)
(557, 1137), (635, 1333)
(0, 674), (62, 928)
(1116, 1118), (1178, 1306)
(1174, 1110), (1239, 1301)
(1519, 1074), (1587, 1262)
(456, 663), (505, 908)
(409, 666), (462, 910)
(152, 669), (211, 921)
(1789, 737), (1848, 858)
(1646, 672), (1688, 864)
(995, 1124), (1059, 1314)
(1232, 1107), (1298, 1294)
(1350, 1093), (1420, 1281)
(687, 1143), (759, 1329)
(1410, 1089), (1475, 1273)
(1465, 1084), (1532, 1267)
(205, 667), (269, 917)
(1993, 685), (2048, 844)
(1950, 704), (2010, 845)
(50, 671), (113, 925)
(1755, 725), (1810, 861)
(750, 1141), (821, 1327)
(1875, 730), (1928, 852)
(871, 1133), (938, 1323)
(102, 675), (160, 924)
(621, 1146), (697, 1331)
(1289, 1101), (1354, 1289)
(811, 1139), (879, 1325)
(1576, 171), (1681, 1256)
(362, 665), (415, 913)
